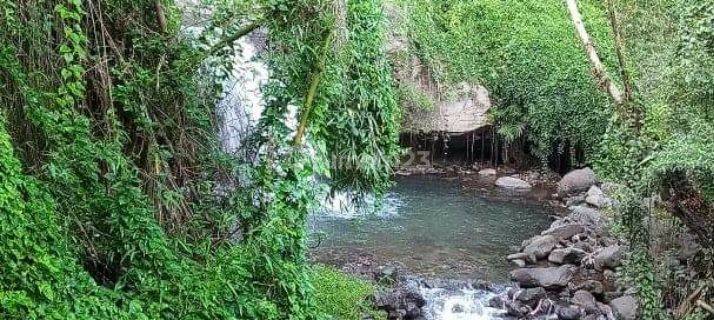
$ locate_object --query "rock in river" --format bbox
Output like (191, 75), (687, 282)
(495, 176), (532, 189)
(479, 168), (497, 176)
(515, 287), (547, 307)
(511, 265), (575, 288)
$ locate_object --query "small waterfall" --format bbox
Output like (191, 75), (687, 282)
(216, 34), (269, 155)
(316, 191), (402, 219)
(421, 286), (505, 320)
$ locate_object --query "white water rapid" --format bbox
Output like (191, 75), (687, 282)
(421, 286), (506, 320)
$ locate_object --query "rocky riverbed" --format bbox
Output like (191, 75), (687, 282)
(311, 167), (644, 320)
(492, 168), (640, 320)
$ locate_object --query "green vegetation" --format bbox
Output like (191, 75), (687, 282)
(392, 0), (619, 161)
(311, 265), (385, 320)
(1, 0), (712, 318)
(594, 1), (714, 318)
(1, 0), (393, 318)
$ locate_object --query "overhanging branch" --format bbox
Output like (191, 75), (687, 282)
(207, 20), (262, 56)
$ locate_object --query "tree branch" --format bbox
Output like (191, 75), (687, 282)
(606, 0), (633, 102)
(293, 32), (334, 146)
(566, 0), (624, 105)
(208, 21), (262, 56)
(155, 1), (167, 34)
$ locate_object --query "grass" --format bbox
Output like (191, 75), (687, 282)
(310, 265), (386, 319)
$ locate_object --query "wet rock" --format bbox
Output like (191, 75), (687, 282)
(405, 301), (421, 318)
(610, 295), (638, 320)
(511, 265), (575, 288)
(548, 247), (586, 265)
(479, 168), (497, 176)
(495, 176), (532, 189)
(507, 252), (529, 261)
(372, 281), (426, 320)
(511, 259), (526, 268)
(543, 224), (587, 241)
(578, 280), (605, 297)
(557, 168), (598, 196)
(488, 295), (504, 308)
(557, 305), (583, 320)
(572, 290), (601, 315)
(594, 245), (623, 270)
(515, 287), (547, 307)
(523, 235), (558, 262)
(505, 300), (530, 318)
(379, 266), (398, 282)
(586, 186), (612, 208)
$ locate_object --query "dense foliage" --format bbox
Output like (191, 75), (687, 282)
(593, 0), (714, 318)
(393, 0), (619, 161)
(1, 0), (398, 318)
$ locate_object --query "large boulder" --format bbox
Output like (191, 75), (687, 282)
(495, 176), (532, 189)
(523, 235), (557, 262)
(558, 168), (598, 196)
(610, 295), (639, 320)
(372, 280), (427, 320)
(511, 265), (575, 288)
(594, 245), (624, 270)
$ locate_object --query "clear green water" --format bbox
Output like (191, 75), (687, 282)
(309, 175), (553, 282)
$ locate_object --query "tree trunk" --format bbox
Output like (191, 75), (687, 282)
(566, 0), (624, 105)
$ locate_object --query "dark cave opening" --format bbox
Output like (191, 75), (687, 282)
(399, 127), (584, 174)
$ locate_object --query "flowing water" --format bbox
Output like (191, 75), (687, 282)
(309, 175), (555, 319)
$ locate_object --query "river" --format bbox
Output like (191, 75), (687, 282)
(309, 174), (555, 319)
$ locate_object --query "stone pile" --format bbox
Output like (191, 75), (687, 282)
(491, 168), (640, 320)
